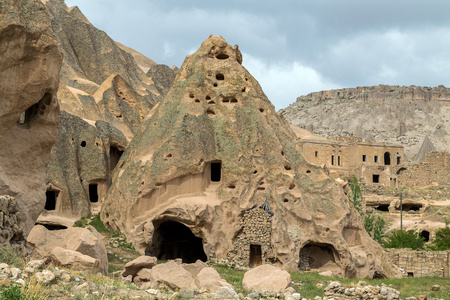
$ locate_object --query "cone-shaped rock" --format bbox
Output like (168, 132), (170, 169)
(102, 36), (399, 278)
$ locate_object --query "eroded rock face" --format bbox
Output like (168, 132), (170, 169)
(0, 0), (62, 234)
(101, 36), (400, 278)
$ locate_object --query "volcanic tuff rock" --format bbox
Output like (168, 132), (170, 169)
(280, 85), (450, 160)
(101, 35), (400, 278)
(38, 0), (177, 223)
(0, 0), (62, 234)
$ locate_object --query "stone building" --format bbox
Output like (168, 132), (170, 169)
(298, 135), (404, 186)
(387, 249), (450, 277)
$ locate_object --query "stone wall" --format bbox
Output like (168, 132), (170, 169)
(386, 249), (450, 277)
(0, 195), (26, 254)
(227, 207), (275, 268)
(397, 151), (450, 187)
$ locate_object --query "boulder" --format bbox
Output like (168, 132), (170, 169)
(34, 269), (56, 285)
(182, 260), (209, 278)
(149, 260), (196, 290)
(122, 256), (157, 278)
(50, 247), (100, 273)
(195, 267), (232, 292)
(0, 0), (62, 234)
(27, 225), (107, 274)
(214, 286), (239, 300)
(242, 265), (291, 292)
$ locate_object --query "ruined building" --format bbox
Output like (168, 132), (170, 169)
(101, 35), (400, 278)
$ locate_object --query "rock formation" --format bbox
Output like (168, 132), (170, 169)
(280, 85), (450, 160)
(0, 0), (62, 234)
(101, 36), (400, 278)
(37, 0), (177, 225)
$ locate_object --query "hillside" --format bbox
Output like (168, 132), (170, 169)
(280, 85), (450, 161)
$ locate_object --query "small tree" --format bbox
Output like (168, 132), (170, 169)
(348, 175), (363, 215)
(383, 230), (426, 250)
(347, 175), (386, 243)
(430, 222), (450, 250)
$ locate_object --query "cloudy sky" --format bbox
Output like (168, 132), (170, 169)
(65, 0), (450, 110)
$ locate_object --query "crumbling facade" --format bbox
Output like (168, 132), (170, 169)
(299, 136), (404, 186)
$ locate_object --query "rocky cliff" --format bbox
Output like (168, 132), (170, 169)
(38, 0), (177, 225)
(0, 0), (62, 234)
(280, 85), (450, 160)
(101, 36), (400, 278)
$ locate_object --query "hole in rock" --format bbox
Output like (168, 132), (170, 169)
(146, 221), (207, 263)
(110, 146), (124, 171)
(403, 203), (422, 212)
(242, 87), (246, 92)
(208, 100), (216, 105)
(298, 242), (339, 271)
(81, 141), (87, 147)
(374, 204), (389, 212)
(155, 182), (163, 187)
(420, 230), (430, 242)
(284, 163), (292, 170)
(206, 109), (215, 116)
(407, 272), (414, 277)
(384, 152), (391, 165)
(283, 199), (289, 203)
(45, 190), (59, 211)
(259, 108), (264, 113)
(166, 153), (173, 158)
(228, 184), (236, 189)
(216, 74), (225, 80)
(245, 78), (248, 81)
(35, 223), (67, 231)
(257, 187), (265, 191)
(230, 98), (238, 103)
(216, 53), (229, 60)
(253, 170), (258, 174)
(189, 93), (194, 98)
(210, 162), (222, 182)
(213, 83), (218, 87)
(195, 99), (200, 103)
(289, 183), (295, 190)
(306, 170), (311, 174)
(205, 95), (211, 100)
(249, 244), (262, 268)
(89, 184), (98, 203)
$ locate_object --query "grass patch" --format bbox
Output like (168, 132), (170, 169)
(0, 246), (26, 269)
(213, 264), (246, 294)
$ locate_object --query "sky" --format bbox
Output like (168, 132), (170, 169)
(65, 0), (450, 110)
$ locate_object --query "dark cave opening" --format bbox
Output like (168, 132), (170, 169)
(145, 221), (207, 263)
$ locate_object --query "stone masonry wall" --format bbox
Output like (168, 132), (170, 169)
(0, 195), (26, 254)
(226, 207), (275, 268)
(386, 249), (450, 277)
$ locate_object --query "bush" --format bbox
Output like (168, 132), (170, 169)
(430, 226), (450, 250)
(383, 230), (426, 250)
(348, 175), (363, 215)
(364, 214), (386, 244)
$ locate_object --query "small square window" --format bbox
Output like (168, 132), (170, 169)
(362, 155), (366, 162)
(373, 174), (380, 183)
(374, 156), (378, 163)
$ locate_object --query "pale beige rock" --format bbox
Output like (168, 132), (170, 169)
(35, 269), (56, 285)
(122, 256), (157, 278)
(149, 261), (197, 290)
(50, 247), (100, 273)
(27, 225), (107, 274)
(0, 0), (62, 234)
(134, 268), (152, 284)
(196, 267), (232, 292)
(182, 260), (209, 278)
(242, 265), (291, 292)
(101, 36), (400, 279)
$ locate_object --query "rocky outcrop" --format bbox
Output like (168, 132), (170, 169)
(242, 265), (292, 292)
(0, 196), (26, 253)
(38, 0), (177, 224)
(27, 225), (108, 275)
(101, 36), (400, 278)
(280, 85), (450, 160)
(0, 0), (62, 234)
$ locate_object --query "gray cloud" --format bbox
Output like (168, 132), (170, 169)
(65, 0), (450, 109)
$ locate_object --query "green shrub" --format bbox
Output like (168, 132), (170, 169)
(430, 226), (450, 250)
(364, 214), (386, 243)
(89, 214), (110, 233)
(348, 175), (363, 215)
(383, 230), (426, 250)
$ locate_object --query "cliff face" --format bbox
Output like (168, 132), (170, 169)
(101, 36), (400, 279)
(0, 0), (62, 234)
(280, 85), (450, 160)
(39, 0), (177, 225)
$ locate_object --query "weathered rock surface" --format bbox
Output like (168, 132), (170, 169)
(196, 267), (233, 292)
(323, 281), (400, 300)
(38, 0), (177, 224)
(101, 36), (400, 278)
(0, 0), (62, 234)
(50, 246), (101, 273)
(27, 225), (107, 274)
(0, 196), (26, 253)
(280, 85), (450, 161)
(242, 265), (291, 292)
(122, 255), (157, 278)
(149, 261), (197, 290)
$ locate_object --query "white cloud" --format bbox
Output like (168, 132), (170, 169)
(243, 53), (339, 110)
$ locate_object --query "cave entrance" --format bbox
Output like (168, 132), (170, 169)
(374, 204), (389, 212)
(402, 203), (422, 212)
(110, 145), (124, 171)
(45, 190), (59, 211)
(249, 244), (262, 268)
(210, 161), (222, 182)
(420, 230), (430, 242)
(298, 242), (339, 271)
(384, 152), (391, 165)
(35, 223), (67, 230)
(89, 184), (98, 203)
(146, 221), (207, 263)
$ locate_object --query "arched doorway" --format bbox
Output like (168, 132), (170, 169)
(298, 242), (340, 271)
(145, 221), (207, 263)
(384, 152), (391, 165)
